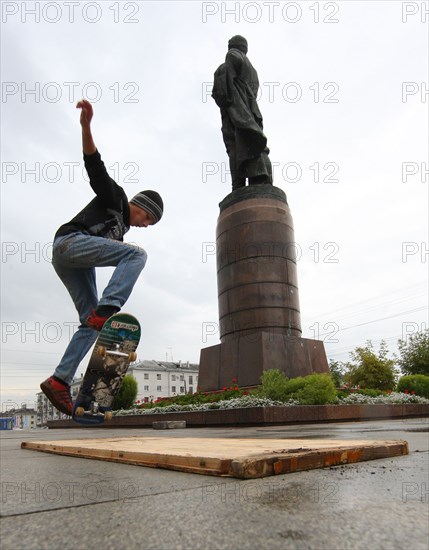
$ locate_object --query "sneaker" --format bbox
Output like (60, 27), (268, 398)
(86, 307), (119, 331)
(40, 376), (73, 416)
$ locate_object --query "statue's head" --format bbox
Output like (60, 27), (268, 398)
(228, 35), (248, 54)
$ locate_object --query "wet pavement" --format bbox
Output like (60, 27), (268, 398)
(1, 418), (428, 549)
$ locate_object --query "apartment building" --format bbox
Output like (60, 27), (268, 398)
(1, 405), (37, 429)
(128, 360), (199, 402)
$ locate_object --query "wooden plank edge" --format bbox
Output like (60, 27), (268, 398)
(21, 441), (232, 477)
(230, 440), (409, 479)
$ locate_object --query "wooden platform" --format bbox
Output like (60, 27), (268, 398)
(21, 437), (408, 478)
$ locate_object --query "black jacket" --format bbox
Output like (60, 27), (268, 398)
(55, 150), (130, 241)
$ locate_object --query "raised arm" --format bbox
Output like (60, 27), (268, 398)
(75, 100), (124, 208)
(76, 99), (96, 155)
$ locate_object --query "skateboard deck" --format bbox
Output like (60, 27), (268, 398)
(72, 313), (141, 425)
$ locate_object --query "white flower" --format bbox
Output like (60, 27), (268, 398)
(338, 392), (429, 405)
(113, 395), (298, 416)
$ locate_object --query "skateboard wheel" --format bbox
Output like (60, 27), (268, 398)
(129, 352), (137, 362)
(104, 411), (113, 421)
(97, 346), (106, 357)
(75, 406), (85, 416)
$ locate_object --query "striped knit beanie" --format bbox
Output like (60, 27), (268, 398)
(130, 190), (164, 224)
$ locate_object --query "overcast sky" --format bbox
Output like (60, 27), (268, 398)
(1, 1), (428, 409)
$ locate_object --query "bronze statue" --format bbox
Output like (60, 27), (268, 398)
(212, 36), (273, 190)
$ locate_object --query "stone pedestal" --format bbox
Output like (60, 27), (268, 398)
(198, 185), (329, 391)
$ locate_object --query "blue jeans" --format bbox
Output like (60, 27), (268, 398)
(52, 233), (147, 384)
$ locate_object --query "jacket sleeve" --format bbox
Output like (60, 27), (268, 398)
(83, 150), (125, 209)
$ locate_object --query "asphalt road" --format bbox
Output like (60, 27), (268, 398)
(1, 418), (428, 550)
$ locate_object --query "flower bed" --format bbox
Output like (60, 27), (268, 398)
(114, 392), (429, 416)
(115, 396), (296, 416)
(339, 392), (428, 405)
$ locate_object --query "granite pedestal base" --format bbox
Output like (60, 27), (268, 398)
(198, 331), (329, 391)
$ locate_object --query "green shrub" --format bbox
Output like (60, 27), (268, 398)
(259, 369), (290, 401)
(396, 375), (429, 398)
(259, 369), (337, 405)
(290, 374), (337, 405)
(359, 388), (386, 397)
(112, 375), (138, 410)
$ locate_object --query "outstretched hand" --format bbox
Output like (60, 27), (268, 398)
(76, 99), (96, 154)
(76, 99), (94, 127)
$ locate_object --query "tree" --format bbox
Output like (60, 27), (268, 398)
(343, 340), (396, 390)
(112, 375), (138, 411)
(329, 360), (345, 387)
(396, 330), (429, 375)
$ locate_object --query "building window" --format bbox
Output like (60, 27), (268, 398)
(171, 375), (176, 381)
(189, 376), (193, 385)
(180, 375), (184, 381)
(171, 386), (176, 393)
(180, 386), (185, 393)
(157, 374), (162, 380)
(144, 385), (149, 391)
(144, 373), (149, 380)
(157, 386), (162, 392)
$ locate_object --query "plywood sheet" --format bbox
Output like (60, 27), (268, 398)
(21, 437), (408, 479)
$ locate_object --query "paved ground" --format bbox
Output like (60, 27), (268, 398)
(1, 418), (428, 550)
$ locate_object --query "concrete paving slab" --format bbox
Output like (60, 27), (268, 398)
(1, 419), (428, 550)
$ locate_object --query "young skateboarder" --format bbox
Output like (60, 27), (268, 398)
(40, 99), (163, 415)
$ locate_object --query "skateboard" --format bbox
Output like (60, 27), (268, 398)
(72, 313), (141, 425)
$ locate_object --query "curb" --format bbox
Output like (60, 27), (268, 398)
(47, 403), (429, 429)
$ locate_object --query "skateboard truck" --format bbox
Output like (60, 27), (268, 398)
(97, 345), (137, 362)
(75, 401), (113, 421)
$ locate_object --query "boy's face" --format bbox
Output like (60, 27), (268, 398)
(129, 204), (156, 228)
